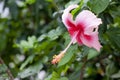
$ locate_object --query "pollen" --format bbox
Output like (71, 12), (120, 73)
(51, 51), (65, 64)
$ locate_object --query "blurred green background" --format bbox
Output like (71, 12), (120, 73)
(0, 0), (120, 80)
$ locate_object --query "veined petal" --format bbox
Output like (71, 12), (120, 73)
(76, 31), (83, 45)
(68, 30), (77, 44)
(62, 5), (78, 29)
(62, 5), (79, 43)
(62, 5), (102, 51)
(75, 10), (102, 35)
(80, 32), (102, 51)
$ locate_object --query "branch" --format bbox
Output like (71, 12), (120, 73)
(0, 57), (14, 80)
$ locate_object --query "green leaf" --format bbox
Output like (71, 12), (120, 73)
(46, 0), (53, 2)
(16, 36), (37, 52)
(106, 27), (120, 51)
(87, 0), (109, 14)
(0, 34), (6, 52)
(0, 64), (7, 73)
(18, 61), (43, 78)
(58, 45), (78, 67)
(38, 34), (47, 42)
(69, 70), (80, 80)
(45, 75), (52, 80)
(71, 0), (84, 16)
(47, 27), (63, 41)
(25, 0), (36, 4)
(19, 40), (31, 51)
(20, 54), (35, 70)
(111, 71), (120, 79)
(8, 0), (18, 20)
(50, 71), (68, 80)
(42, 56), (48, 63)
(59, 77), (68, 80)
(106, 62), (118, 76)
(87, 49), (99, 60)
(63, 32), (71, 46)
(65, 0), (80, 8)
(0, 73), (9, 80)
(50, 71), (60, 80)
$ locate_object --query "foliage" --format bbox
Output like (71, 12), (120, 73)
(0, 0), (120, 80)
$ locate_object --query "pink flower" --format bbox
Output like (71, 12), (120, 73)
(51, 5), (102, 64)
(62, 5), (102, 51)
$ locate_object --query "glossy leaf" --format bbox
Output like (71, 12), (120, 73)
(58, 45), (78, 67)
(47, 27), (63, 41)
(18, 61), (43, 78)
(87, 49), (100, 60)
(106, 27), (120, 51)
(20, 54), (35, 70)
(87, 0), (109, 14)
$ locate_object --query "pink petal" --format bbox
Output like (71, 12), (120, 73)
(62, 5), (78, 29)
(80, 32), (102, 51)
(62, 5), (79, 43)
(68, 28), (78, 44)
(62, 5), (102, 51)
(76, 31), (83, 45)
(75, 10), (102, 35)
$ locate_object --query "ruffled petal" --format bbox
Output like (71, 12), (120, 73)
(62, 5), (78, 29)
(75, 10), (102, 35)
(62, 5), (79, 43)
(62, 6), (102, 51)
(80, 32), (102, 51)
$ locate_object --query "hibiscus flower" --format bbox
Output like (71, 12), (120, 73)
(52, 5), (102, 64)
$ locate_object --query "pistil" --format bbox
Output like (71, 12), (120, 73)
(51, 32), (78, 64)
